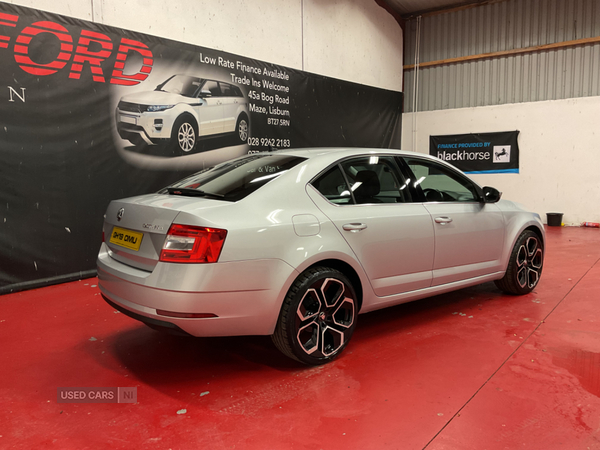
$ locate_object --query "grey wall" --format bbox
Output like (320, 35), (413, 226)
(404, 0), (600, 112)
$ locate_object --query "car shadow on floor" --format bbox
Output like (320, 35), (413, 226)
(355, 281), (510, 340)
(89, 282), (511, 388)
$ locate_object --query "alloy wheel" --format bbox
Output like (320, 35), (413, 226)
(178, 122), (196, 152)
(295, 277), (355, 358)
(238, 119), (248, 142)
(516, 236), (543, 289)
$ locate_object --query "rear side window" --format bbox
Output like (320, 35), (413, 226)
(312, 156), (411, 205)
(163, 154), (306, 202)
(232, 85), (244, 97)
(220, 83), (236, 96)
(311, 166), (353, 204)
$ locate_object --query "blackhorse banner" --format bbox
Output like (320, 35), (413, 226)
(0, 2), (403, 293)
(430, 131), (519, 174)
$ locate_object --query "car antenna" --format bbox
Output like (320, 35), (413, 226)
(268, 145), (279, 152)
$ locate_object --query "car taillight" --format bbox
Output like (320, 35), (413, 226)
(160, 224), (227, 263)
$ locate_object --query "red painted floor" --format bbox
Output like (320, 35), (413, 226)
(1, 226), (599, 449)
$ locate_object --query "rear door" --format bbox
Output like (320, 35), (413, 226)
(401, 156), (505, 286)
(219, 82), (242, 133)
(309, 155), (435, 297)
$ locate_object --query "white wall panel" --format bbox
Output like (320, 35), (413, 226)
(303, 0), (404, 91)
(402, 96), (600, 225)
(93, 0), (304, 69)
(6, 0), (92, 20)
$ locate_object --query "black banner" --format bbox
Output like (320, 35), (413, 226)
(430, 131), (519, 174)
(0, 3), (402, 293)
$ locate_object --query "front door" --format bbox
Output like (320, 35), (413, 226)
(402, 156), (505, 286)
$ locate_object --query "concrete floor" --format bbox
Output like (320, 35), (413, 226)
(1, 226), (599, 449)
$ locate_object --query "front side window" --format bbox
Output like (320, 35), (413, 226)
(312, 156), (411, 205)
(404, 158), (479, 202)
(163, 154), (306, 202)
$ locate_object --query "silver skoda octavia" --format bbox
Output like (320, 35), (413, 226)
(97, 148), (544, 365)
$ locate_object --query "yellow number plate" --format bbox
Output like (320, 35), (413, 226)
(109, 226), (143, 251)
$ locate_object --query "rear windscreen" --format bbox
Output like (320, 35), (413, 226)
(162, 154), (306, 201)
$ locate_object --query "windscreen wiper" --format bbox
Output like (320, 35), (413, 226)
(165, 187), (224, 198)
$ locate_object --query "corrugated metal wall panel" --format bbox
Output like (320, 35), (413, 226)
(404, 0), (600, 112)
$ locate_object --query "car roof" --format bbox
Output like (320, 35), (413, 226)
(258, 147), (442, 164)
(252, 147), (476, 182)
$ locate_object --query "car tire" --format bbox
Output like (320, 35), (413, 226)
(235, 114), (249, 143)
(272, 266), (358, 365)
(495, 230), (543, 295)
(171, 116), (197, 155)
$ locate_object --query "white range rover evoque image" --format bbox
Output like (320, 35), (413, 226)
(97, 148), (545, 365)
(116, 74), (249, 154)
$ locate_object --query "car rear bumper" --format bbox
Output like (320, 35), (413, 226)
(97, 244), (297, 336)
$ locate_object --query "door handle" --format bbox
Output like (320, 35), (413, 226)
(434, 217), (453, 225)
(343, 223), (368, 232)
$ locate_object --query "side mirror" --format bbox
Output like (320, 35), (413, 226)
(482, 186), (502, 203)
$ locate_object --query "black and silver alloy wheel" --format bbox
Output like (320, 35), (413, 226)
(272, 267), (357, 365)
(515, 235), (543, 289)
(495, 230), (544, 295)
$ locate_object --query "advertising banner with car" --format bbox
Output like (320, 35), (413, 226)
(0, 3), (402, 293)
(429, 131), (520, 174)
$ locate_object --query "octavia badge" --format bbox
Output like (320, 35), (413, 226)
(117, 208), (124, 221)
